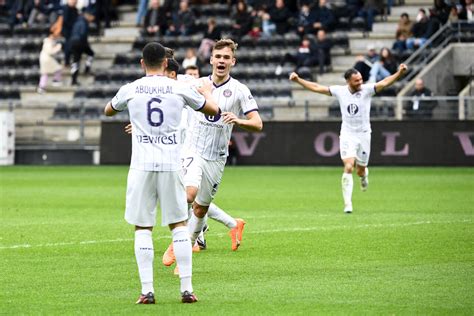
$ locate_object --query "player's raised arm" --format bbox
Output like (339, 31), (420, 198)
(375, 64), (408, 93)
(289, 72), (331, 96)
(195, 78), (220, 116)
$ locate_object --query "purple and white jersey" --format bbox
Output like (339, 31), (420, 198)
(111, 75), (205, 171)
(329, 83), (376, 134)
(184, 76), (258, 161)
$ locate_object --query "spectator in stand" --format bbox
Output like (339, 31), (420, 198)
(296, 4), (312, 38)
(268, 0), (291, 34)
(311, 29), (332, 75)
(69, 11), (95, 85)
(405, 78), (436, 119)
(231, 0), (252, 39)
(135, 0), (147, 26)
(260, 9), (276, 37)
(37, 29), (63, 94)
(369, 47), (398, 82)
(9, 0), (32, 30)
(197, 17), (221, 62)
(168, 0), (195, 36)
(182, 48), (198, 69)
(143, 0), (168, 36)
(406, 9), (430, 50)
(61, 0), (79, 66)
(459, 0), (473, 21)
(358, 0), (384, 32)
(275, 36), (316, 76)
(433, 0), (451, 24)
(309, 0), (335, 33)
(346, 0), (364, 22)
(28, 0), (61, 26)
(94, 0), (112, 32)
(392, 13), (413, 54)
(353, 44), (379, 82)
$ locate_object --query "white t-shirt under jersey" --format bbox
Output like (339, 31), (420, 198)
(329, 83), (376, 134)
(111, 75), (206, 171)
(184, 76), (258, 161)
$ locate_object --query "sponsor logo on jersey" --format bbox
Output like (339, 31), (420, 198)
(347, 103), (359, 116)
(248, 94), (253, 100)
(205, 113), (221, 122)
(223, 89), (232, 97)
(136, 133), (178, 145)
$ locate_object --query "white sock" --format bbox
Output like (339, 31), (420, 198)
(208, 203), (237, 228)
(187, 203), (193, 219)
(134, 230), (154, 294)
(172, 226), (193, 293)
(188, 212), (206, 245)
(341, 173), (353, 207)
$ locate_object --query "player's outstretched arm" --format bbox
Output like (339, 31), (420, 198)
(221, 111), (263, 132)
(104, 102), (118, 116)
(289, 72), (331, 96)
(196, 78), (220, 116)
(375, 64), (408, 93)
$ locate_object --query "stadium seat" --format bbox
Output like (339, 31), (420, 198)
(52, 103), (70, 119)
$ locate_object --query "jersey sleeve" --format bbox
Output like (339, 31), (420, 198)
(328, 85), (341, 97)
(363, 83), (377, 96)
(178, 84), (206, 111)
(238, 84), (258, 115)
(110, 84), (131, 112)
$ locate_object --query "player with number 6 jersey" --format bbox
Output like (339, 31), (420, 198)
(104, 42), (220, 304)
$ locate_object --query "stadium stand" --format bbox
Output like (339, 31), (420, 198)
(0, 0), (472, 151)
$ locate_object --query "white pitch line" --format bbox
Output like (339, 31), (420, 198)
(0, 219), (471, 250)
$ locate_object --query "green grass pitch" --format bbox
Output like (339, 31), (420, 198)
(1, 166), (473, 315)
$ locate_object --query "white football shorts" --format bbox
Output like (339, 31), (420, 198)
(339, 132), (371, 166)
(181, 150), (225, 206)
(124, 168), (188, 227)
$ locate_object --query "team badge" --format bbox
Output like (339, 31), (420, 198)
(347, 104), (359, 116)
(223, 89), (232, 97)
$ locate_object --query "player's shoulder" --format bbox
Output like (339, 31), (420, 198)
(361, 82), (376, 93)
(328, 84), (346, 94)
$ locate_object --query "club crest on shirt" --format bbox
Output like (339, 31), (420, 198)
(347, 103), (359, 116)
(223, 89), (232, 97)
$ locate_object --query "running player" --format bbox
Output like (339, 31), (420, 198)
(104, 42), (220, 304)
(289, 64), (408, 213)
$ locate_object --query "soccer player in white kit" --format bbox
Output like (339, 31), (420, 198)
(104, 42), (220, 304)
(162, 39), (263, 266)
(289, 64), (407, 213)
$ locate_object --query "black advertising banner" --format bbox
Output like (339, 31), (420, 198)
(101, 121), (474, 166)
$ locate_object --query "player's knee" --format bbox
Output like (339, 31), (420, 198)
(193, 204), (208, 218)
(344, 163), (354, 173)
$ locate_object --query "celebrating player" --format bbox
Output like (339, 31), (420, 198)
(289, 64), (408, 213)
(104, 42), (220, 304)
(163, 39), (263, 267)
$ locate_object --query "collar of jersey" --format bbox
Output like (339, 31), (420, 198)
(209, 75), (231, 88)
(146, 74), (166, 77)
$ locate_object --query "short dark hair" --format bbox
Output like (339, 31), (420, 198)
(166, 58), (180, 74)
(344, 68), (360, 80)
(185, 65), (199, 72)
(142, 42), (166, 68)
(164, 47), (174, 58)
